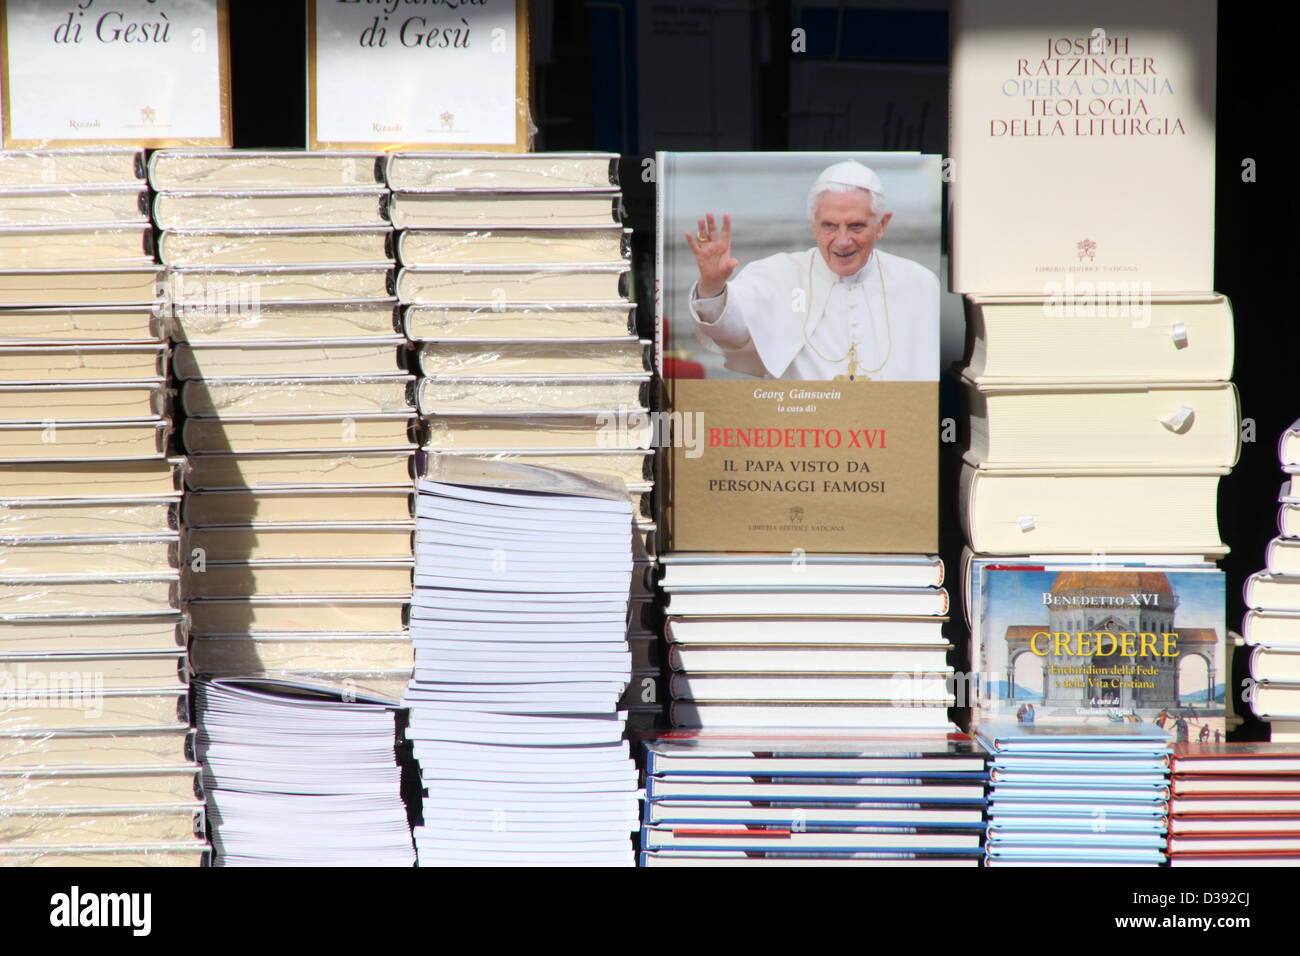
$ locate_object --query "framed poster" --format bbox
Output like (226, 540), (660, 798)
(308, 0), (530, 151)
(0, 0), (231, 148)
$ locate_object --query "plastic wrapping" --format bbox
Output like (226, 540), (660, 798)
(153, 190), (389, 230)
(397, 227), (629, 268)
(0, 420), (169, 462)
(423, 413), (651, 451)
(0, 267), (161, 308)
(189, 634), (413, 674)
(417, 376), (650, 415)
(185, 561), (412, 599)
(405, 302), (635, 341)
(182, 489), (413, 527)
(181, 414), (415, 455)
(168, 264), (395, 305)
(0, 653), (187, 691)
(184, 451), (412, 491)
(0, 686), (188, 733)
(0, 344), (167, 382)
(0, 617), (186, 655)
(181, 376), (415, 419)
(0, 224), (154, 269)
(0, 576), (180, 618)
(0, 729), (192, 770)
(0, 306), (164, 345)
(0, 498), (178, 538)
(171, 298), (400, 342)
(149, 151), (384, 191)
(397, 264), (628, 304)
(425, 448), (652, 489)
(173, 339), (406, 380)
(0, 458), (184, 500)
(0, 149), (144, 188)
(385, 153), (618, 192)
(0, 842), (208, 867)
(0, 382), (166, 423)
(186, 598), (407, 636)
(0, 536), (179, 576)
(186, 526), (413, 562)
(0, 186), (148, 227)
(160, 227), (394, 267)
(0, 767), (200, 807)
(389, 191), (622, 229)
(419, 339), (649, 378)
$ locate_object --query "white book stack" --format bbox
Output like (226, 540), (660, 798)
(194, 678), (414, 866)
(150, 151), (416, 703)
(386, 152), (661, 731)
(405, 458), (638, 867)
(1241, 420), (1300, 742)
(659, 553), (956, 732)
(0, 148), (205, 867)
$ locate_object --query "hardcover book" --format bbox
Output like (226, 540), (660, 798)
(948, 0), (1216, 294)
(656, 151), (941, 552)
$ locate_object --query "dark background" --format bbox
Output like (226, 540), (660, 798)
(231, 0), (1295, 737)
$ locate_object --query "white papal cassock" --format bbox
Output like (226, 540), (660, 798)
(689, 247), (939, 381)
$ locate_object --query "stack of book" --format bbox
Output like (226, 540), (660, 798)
(978, 722), (1172, 866)
(1167, 742), (1300, 866)
(0, 148), (205, 867)
(150, 150), (416, 702)
(950, 2), (1234, 742)
(194, 678), (415, 866)
(659, 554), (955, 731)
(1241, 420), (1300, 741)
(405, 458), (638, 867)
(639, 731), (987, 866)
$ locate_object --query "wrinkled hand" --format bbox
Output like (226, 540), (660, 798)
(685, 212), (738, 298)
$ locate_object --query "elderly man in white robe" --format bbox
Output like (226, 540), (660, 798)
(685, 161), (939, 381)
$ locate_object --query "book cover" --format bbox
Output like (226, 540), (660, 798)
(977, 567), (1226, 734)
(656, 151), (941, 552)
(949, 0), (1215, 294)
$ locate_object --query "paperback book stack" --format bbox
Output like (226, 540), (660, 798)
(660, 554), (956, 732)
(1167, 742), (1300, 866)
(978, 722), (1172, 867)
(404, 458), (639, 867)
(1240, 419), (1300, 741)
(385, 151), (660, 728)
(0, 148), (205, 867)
(639, 731), (987, 866)
(150, 150), (416, 702)
(194, 678), (414, 866)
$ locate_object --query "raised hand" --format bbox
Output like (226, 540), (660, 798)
(684, 212), (738, 298)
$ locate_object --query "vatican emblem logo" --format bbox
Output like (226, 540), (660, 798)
(440, 111), (454, 130)
(1077, 238), (1097, 261)
(788, 505), (805, 524)
(140, 106), (157, 124)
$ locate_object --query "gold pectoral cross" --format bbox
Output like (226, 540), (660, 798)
(833, 344), (868, 382)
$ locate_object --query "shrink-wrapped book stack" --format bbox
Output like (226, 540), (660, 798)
(0, 148), (205, 867)
(659, 554), (956, 732)
(150, 151), (416, 702)
(1167, 743), (1300, 866)
(194, 678), (414, 866)
(1239, 420), (1300, 741)
(978, 723), (1172, 866)
(639, 731), (986, 867)
(385, 152), (661, 730)
(950, 0), (1235, 742)
(404, 458), (638, 866)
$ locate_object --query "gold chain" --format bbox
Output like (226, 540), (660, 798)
(801, 251), (892, 379)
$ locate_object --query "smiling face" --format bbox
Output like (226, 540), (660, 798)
(812, 188), (892, 277)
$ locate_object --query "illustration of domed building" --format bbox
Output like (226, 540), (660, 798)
(1001, 571), (1221, 715)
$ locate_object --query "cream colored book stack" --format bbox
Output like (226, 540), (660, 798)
(0, 148), (206, 868)
(386, 152), (662, 728)
(949, 0), (1238, 736)
(1240, 421), (1300, 742)
(151, 151), (415, 703)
